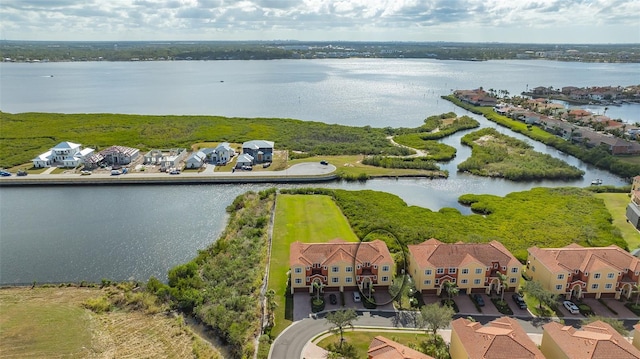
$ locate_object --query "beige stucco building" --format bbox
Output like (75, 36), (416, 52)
(408, 238), (521, 295)
(289, 239), (393, 294)
(367, 336), (434, 359)
(527, 244), (640, 299)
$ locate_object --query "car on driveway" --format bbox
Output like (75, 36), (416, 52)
(320, 160), (328, 165)
(512, 293), (527, 309)
(0, 171), (11, 176)
(472, 293), (485, 306)
(16, 170), (27, 176)
(353, 291), (361, 303)
(563, 300), (580, 314)
(329, 293), (337, 305)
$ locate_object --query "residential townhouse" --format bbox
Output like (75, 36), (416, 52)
(367, 336), (434, 359)
(407, 238), (521, 296)
(450, 317), (544, 359)
(541, 321), (640, 359)
(527, 244), (640, 300)
(634, 323), (640, 352)
(626, 177), (640, 229)
(289, 239), (393, 294)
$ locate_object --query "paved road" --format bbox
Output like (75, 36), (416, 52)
(270, 310), (639, 359)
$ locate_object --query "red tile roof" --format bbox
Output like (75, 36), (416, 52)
(543, 321), (640, 359)
(367, 336), (434, 359)
(408, 238), (520, 269)
(451, 317), (544, 359)
(290, 239), (392, 267)
(529, 244), (640, 274)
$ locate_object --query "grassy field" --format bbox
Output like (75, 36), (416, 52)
(596, 193), (640, 250)
(0, 286), (222, 359)
(316, 330), (427, 358)
(268, 194), (359, 337)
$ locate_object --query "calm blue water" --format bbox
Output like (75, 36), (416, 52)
(0, 59), (637, 284)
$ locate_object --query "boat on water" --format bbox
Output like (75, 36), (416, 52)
(591, 179), (603, 185)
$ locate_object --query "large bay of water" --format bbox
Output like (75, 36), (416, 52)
(1, 59), (638, 284)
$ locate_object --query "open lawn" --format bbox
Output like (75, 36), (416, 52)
(0, 286), (221, 359)
(316, 330), (427, 358)
(268, 194), (359, 337)
(596, 193), (640, 250)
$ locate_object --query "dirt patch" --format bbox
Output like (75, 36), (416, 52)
(473, 134), (496, 145)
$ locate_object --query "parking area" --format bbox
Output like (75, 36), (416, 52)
(293, 290), (394, 321)
(581, 298), (638, 318)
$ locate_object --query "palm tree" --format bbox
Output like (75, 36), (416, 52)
(498, 273), (508, 302)
(312, 280), (324, 302)
(444, 281), (459, 302)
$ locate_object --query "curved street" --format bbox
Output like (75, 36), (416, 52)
(269, 310), (639, 359)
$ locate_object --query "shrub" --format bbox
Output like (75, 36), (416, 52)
(83, 296), (111, 313)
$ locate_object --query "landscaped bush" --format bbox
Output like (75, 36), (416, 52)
(490, 297), (513, 315)
(362, 156), (440, 170)
(577, 302), (594, 316)
(441, 299), (459, 313)
(363, 296), (377, 309)
(624, 302), (640, 316)
(311, 297), (326, 313)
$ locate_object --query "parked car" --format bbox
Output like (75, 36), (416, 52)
(80, 170), (91, 175)
(16, 170), (27, 176)
(472, 293), (485, 306)
(0, 171), (11, 177)
(169, 169), (180, 175)
(563, 300), (580, 314)
(329, 293), (337, 305)
(512, 293), (527, 309)
(320, 160), (328, 165)
(110, 170), (122, 176)
(353, 291), (361, 303)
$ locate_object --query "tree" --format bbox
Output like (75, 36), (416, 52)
(417, 303), (455, 337)
(313, 280), (324, 302)
(498, 273), (508, 302)
(265, 289), (277, 328)
(325, 309), (358, 348)
(633, 283), (640, 306)
(523, 280), (557, 310)
(389, 277), (404, 309)
(443, 281), (459, 301)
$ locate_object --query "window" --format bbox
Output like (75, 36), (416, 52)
(332, 277), (339, 283)
(475, 268), (483, 274)
(382, 265), (390, 272)
(593, 273), (601, 279)
(607, 273), (615, 279)
(502, 266), (506, 270)
(425, 269), (432, 275)
(424, 280), (431, 285)
(605, 283), (613, 289)
(461, 279), (468, 284)
(511, 267), (519, 273)
(306, 277), (310, 282)
(435, 279), (440, 285)
(493, 263), (498, 269)
(346, 266), (353, 272)
(462, 268), (469, 274)
(345, 277), (352, 283)
(294, 267), (302, 274)
(510, 278), (517, 283)
(591, 284), (599, 289)
(557, 274), (564, 280)
(449, 267), (457, 274)
(451, 278), (456, 283)
(382, 276), (389, 282)
(436, 268), (444, 274)
(474, 279), (481, 285)
(555, 284), (563, 290)
(374, 265), (378, 269)
(295, 278), (302, 284)
(331, 266), (339, 273)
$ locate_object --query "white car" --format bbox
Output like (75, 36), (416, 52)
(563, 300), (580, 314)
(353, 291), (361, 303)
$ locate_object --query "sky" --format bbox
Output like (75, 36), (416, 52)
(1, 0), (639, 43)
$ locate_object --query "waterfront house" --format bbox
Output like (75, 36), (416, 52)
(143, 148), (187, 169)
(289, 239), (393, 294)
(32, 141), (95, 168)
(367, 336), (434, 359)
(185, 151), (207, 169)
(99, 145), (140, 166)
(527, 244), (640, 300)
(541, 321), (640, 359)
(212, 142), (235, 164)
(235, 153), (254, 169)
(450, 317), (544, 359)
(242, 140), (274, 164)
(407, 238), (521, 295)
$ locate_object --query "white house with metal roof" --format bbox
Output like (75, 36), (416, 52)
(242, 140), (274, 164)
(185, 151), (207, 169)
(32, 141), (95, 168)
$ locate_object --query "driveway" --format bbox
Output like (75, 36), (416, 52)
(454, 295), (481, 315)
(293, 290), (394, 321)
(603, 299), (639, 319)
(582, 298), (615, 317)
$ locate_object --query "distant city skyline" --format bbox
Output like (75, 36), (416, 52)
(1, 0), (639, 43)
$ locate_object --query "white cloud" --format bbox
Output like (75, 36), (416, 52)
(0, 0), (638, 42)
